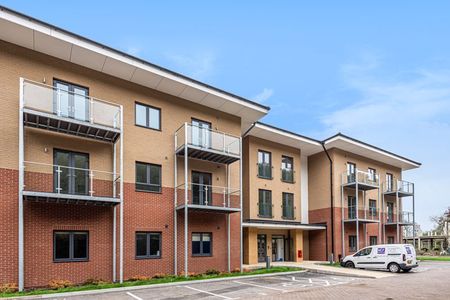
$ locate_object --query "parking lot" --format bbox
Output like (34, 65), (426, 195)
(60, 272), (361, 300)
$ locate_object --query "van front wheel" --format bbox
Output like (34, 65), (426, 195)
(388, 263), (400, 273)
(345, 261), (355, 268)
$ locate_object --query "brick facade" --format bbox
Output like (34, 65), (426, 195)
(1, 168), (240, 288)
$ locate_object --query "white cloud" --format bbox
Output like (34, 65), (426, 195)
(252, 88), (274, 103)
(321, 55), (450, 230)
(165, 52), (216, 80)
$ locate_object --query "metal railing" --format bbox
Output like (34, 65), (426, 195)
(23, 161), (120, 199)
(258, 202), (273, 218)
(342, 169), (379, 187)
(281, 168), (294, 183)
(257, 163), (272, 179)
(383, 179), (414, 194)
(385, 211), (414, 224)
(176, 183), (240, 209)
(175, 123), (240, 156)
(345, 206), (379, 221)
(22, 79), (121, 129)
(282, 205), (295, 220)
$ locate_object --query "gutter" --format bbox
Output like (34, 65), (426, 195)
(321, 142), (335, 262)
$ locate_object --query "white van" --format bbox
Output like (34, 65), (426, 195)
(341, 244), (418, 273)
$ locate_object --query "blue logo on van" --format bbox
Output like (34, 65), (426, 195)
(377, 248), (385, 254)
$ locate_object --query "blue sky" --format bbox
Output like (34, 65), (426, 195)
(3, 1), (450, 230)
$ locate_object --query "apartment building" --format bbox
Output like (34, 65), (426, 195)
(308, 134), (420, 261)
(0, 6), (422, 292)
(0, 7), (269, 290)
(242, 123), (325, 264)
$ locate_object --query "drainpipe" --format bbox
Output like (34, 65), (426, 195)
(322, 142), (335, 262)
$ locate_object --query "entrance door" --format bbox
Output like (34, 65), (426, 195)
(387, 202), (394, 222)
(54, 80), (89, 122)
(257, 234), (267, 262)
(272, 236), (285, 261)
(192, 171), (212, 205)
(191, 119), (211, 149)
(54, 150), (89, 195)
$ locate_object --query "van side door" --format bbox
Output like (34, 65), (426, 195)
(353, 247), (373, 269)
(372, 246), (388, 269)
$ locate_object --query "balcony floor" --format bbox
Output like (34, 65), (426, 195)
(384, 222), (414, 226)
(24, 109), (120, 143)
(342, 182), (379, 191)
(176, 145), (240, 164)
(23, 191), (120, 206)
(176, 204), (240, 214)
(383, 191), (414, 198)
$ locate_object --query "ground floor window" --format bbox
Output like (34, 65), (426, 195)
(54, 231), (88, 262)
(136, 232), (161, 258)
(349, 235), (357, 252)
(387, 236), (395, 244)
(370, 236), (378, 246)
(192, 233), (212, 256)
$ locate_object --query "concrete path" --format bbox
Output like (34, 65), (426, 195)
(245, 260), (395, 279)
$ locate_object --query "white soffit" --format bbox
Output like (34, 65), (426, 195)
(246, 123), (323, 156)
(0, 7), (269, 132)
(324, 136), (421, 170)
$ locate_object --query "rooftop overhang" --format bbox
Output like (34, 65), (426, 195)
(0, 6), (269, 132)
(243, 220), (326, 230)
(244, 122), (323, 156)
(324, 134), (421, 171)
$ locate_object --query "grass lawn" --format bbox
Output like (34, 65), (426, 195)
(0, 266), (302, 298)
(318, 262), (342, 268)
(417, 256), (450, 262)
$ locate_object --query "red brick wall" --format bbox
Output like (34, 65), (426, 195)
(0, 169), (241, 288)
(309, 207), (401, 261)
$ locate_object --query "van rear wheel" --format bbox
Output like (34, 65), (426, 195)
(345, 261), (355, 268)
(388, 263), (400, 273)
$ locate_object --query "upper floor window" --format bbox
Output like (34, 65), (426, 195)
(282, 192), (294, 219)
(136, 162), (162, 193)
(258, 189), (272, 218)
(386, 173), (393, 191)
(281, 156), (294, 183)
(258, 150), (272, 179)
(53, 79), (89, 122)
(347, 162), (356, 182)
(54, 231), (88, 262)
(369, 199), (377, 217)
(348, 196), (356, 219)
(368, 168), (377, 181)
(191, 119), (212, 148)
(135, 102), (161, 130)
(136, 232), (161, 259)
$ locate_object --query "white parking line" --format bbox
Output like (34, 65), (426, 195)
(182, 285), (237, 299)
(126, 291), (143, 300)
(233, 280), (287, 293)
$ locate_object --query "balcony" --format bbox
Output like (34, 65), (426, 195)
(176, 183), (240, 213)
(175, 123), (240, 164)
(21, 78), (121, 142)
(385, 211), (414, 225)
(257, 163), (272, 179)
(344, 207), (380, 223)
(383, 180), (414, 197)
(281, 168), (295, 183)
(22, 161), (120, 206)
(342, 170), (379, 190)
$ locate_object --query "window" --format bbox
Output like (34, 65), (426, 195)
(349, 235), (357, 252)
(54, 149), (89, 195)
(347, 162), (356, 183)
(370, 236), (378, 246)
(387, 236), (395, 244)
(135, 103), (161, 130)
(386, 173), (393, 192)
(191, 119), (211, 148)
(135, 162), (161, 192)
(281, 156), (294, 183)
(54, 231), (88, 262)
(136, 232), (161, 259)
(368, 168), (377, 182)
(355, 247), (372, 256)
(387, 202), (394, 222)
(258, 151), (272, 179)
(282, 192), (294, 219)
(258, 189), (272, 218)
(53, 79), (89, 121)
(348, 196), (356, 219)
(192, 233), (212, 256)
(369, 199), (377, 217)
